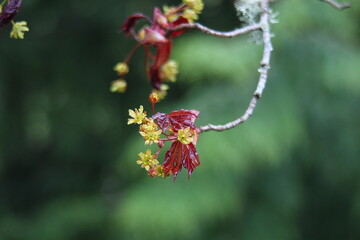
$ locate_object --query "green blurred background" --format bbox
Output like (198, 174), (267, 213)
(0, 0), (359, 239)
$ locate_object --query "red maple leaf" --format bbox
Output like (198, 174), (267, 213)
(120, 7), (190, 90)
(121, 13), (149, 36)
(163, 141), (200, 179)
(153, 109), (199, 132)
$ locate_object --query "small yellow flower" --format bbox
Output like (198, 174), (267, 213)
(160, 60), (179, 82)
(137, 149), (159, 171)
(113, 62), (129, 75)
(128, 105), (147, 125)
(177, 127), (194, 145)
(140, 129), (162, 145)
(10, 21), (29, 39)
(139, 118), (162, 145)
(183, 9), (198, 23)
(140, 118), (158, 133)
(110, 79), (127, 93)
(183, 0), (204, 14)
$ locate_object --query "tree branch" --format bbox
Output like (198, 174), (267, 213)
(199, 0), (273, 133)
(169, 22), (262, 38)
(320, 0), (351, 10)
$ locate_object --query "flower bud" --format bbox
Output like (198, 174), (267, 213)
(154, 7), (169, 28)
(183, 0), (204, 14)
(156, 14), (168, 28)
(144, 28), (167, 44)
(148, 92), (160, 104)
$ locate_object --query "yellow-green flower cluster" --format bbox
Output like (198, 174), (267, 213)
(183, 0), (204, 14)
(139, 119), (162, 145)
(137, 149), (159, 171)
(139, 118), (157, 132)
(10, 21), (29, 39)
(163, 0), (204, 23)
(128, 107), (167, 177)
(163, 6), (178, 21)
(177, 127), (194, 145)
(128, 106), (163, 145)
(160, 60), (179, 82)
(148, 165), (167, 178)
(112, 62), (129, 93)
(183, 9), (198, 23)
(113, 62), (129, 75)
(110, 79), (127, 93)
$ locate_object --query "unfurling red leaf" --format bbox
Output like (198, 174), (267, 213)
(121, 13), (148, 35)
(163, 141), (200, 179)
(149, 41), (173, 89)
(153, 109), (199, 132)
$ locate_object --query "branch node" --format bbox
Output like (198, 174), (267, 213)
(254, 92), (261, 99)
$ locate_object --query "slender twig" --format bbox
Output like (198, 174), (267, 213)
(169, 22), (262, 38)
(320, 0), (351, 9)
(199, 0), (273, 133)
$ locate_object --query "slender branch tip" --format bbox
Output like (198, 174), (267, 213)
(199, 0), (273, 133)
(320, 0), (351, 10)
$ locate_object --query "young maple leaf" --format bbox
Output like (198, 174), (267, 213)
(155, 108), (200, 179)
(163, 141), (200, 179)
(152, 109), (199, 133)
(130, 107), (201, 179)
(121, 13), (149, 36)
(120, 7), (190, 90)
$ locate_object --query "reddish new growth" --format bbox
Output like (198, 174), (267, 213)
(112, 0), (204, 96)
(0, 0), (22, 29)
(128, 106), (200, 180)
